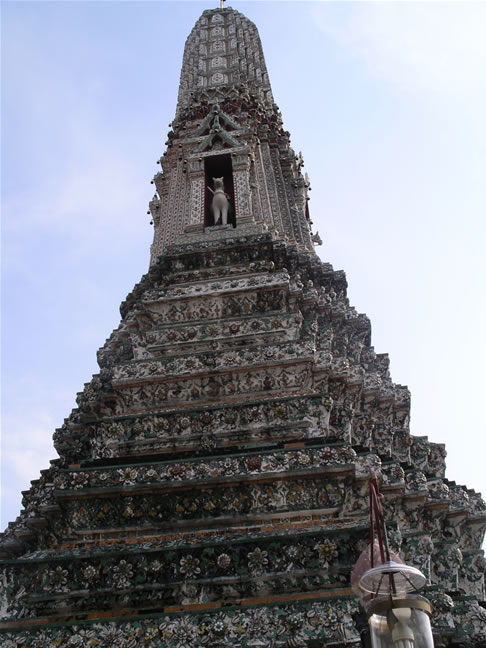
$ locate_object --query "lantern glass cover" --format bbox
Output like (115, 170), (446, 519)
(367, 597), (434, 648)
(359, 561), (426, 597)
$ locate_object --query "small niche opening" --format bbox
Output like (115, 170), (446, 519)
(204, 153), (236, 228)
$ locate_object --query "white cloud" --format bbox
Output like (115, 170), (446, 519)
(312, 2), (486, 101)
(2, 8), (155, 257)
(3, 411), (56, 482)
(1, 409), (59, 528)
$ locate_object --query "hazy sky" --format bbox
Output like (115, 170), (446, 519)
(2, 0), (486, 532)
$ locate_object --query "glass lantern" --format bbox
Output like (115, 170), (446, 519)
(359, 561), (434, 648)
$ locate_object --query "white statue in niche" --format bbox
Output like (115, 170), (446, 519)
(208, 177), (231, 225)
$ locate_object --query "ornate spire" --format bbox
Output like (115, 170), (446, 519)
(176, 8), (274, 119)
(149, 7), (317, 264)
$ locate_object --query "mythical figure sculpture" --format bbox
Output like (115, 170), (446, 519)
(208, 176), (231, 225)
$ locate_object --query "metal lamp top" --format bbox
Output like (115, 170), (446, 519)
(359, 561), (427, 596)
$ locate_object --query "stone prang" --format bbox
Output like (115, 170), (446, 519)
(1, 7), (485, 648)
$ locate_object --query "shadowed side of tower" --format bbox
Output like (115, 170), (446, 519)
(1, 6), (485, 648)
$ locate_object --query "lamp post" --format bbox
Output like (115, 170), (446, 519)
(354, 472), (434, 648)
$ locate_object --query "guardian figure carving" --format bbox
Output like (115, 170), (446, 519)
(208, 176), (231, 225)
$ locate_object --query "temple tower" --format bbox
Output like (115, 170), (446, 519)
(1, 7), (485, 647)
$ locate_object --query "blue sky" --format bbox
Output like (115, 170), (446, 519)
(2, 1), (486, 531)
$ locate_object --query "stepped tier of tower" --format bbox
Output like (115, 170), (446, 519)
(1, 232), (485, 646)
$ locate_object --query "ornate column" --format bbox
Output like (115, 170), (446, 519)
(186, 157), (205, 232)
(231, 152), (252, 224)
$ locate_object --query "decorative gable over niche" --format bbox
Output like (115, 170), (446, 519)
(195, 103), (240, 152)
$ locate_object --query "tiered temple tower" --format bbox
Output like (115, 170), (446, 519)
(1, 7), (485, 647)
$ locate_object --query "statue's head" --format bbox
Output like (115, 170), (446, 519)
(212, 176), (224, 189)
